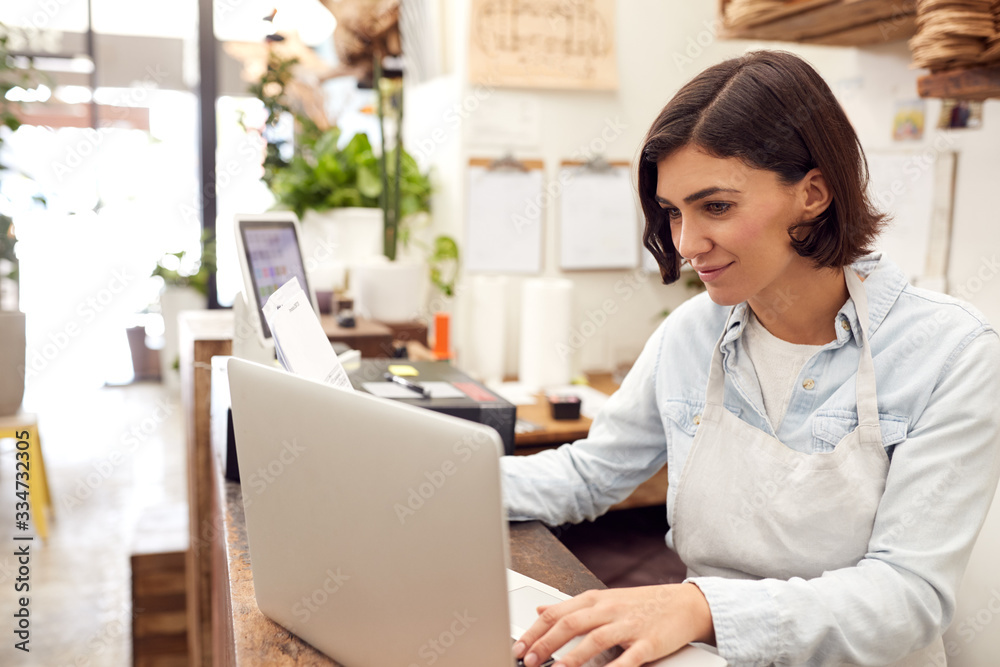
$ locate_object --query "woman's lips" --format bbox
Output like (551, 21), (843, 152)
(694, 263), (733, 282)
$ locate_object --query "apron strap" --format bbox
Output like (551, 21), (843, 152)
(705, 331), (728, 410)
(705, 270), (882, 446)
(845, 270), (882, 445)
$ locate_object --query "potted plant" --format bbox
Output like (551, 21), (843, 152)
(0, 26), (44, 415)
(241, 45), (385, 298)
(240, 34), (457, 321)
(348, 58), (435, 323)
(0, 211), (24, 414)
(269, 124), (394, 293)
(150, 241), (216, 390)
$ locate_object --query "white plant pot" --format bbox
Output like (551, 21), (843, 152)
(351, 259), (427, 323)
(300, 208), (384, 293)
(0, 311), (26, 415)
(159, 286), (207, 391)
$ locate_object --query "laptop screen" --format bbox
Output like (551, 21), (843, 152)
(240, 219), (313, 339)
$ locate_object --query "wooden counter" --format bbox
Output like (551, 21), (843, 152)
(181, 312), (234, 667)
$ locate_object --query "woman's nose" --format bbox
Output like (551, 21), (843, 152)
(674, 219), (713, 261)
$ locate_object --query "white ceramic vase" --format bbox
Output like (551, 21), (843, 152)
(300, 208), (384, 293)
(0, 311), (26, 415)
(159, 286), (207, 391)
(351, 258), (427, 323)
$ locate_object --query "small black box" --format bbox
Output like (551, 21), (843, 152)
(348, 360), (517, 455)
(548, 394), (581, 420)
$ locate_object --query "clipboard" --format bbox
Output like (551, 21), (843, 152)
(465, 156), (546, 274)
(558, 158), (640, 271)
(868, 150), (956, 289)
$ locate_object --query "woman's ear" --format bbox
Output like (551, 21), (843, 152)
(800, 168), (832, 220)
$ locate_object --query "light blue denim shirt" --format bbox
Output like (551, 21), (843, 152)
(501, 253), (1000, 666)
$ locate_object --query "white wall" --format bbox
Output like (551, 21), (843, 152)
(408, 0), (1000, 381)
(406, 1), (1000, 661)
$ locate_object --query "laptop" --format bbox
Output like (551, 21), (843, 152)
(227, 358), (726, 667)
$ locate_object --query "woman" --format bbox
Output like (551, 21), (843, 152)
(503, 50), (1000, 667)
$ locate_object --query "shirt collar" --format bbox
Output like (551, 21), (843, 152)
(838, 252), (908, 346)
(722, 252), (908, 349)
(723, 302), (751, 346)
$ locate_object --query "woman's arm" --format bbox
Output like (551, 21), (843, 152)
(501, 320), (670, 526)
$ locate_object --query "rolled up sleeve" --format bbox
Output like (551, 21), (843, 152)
(501, 321), (670, 526)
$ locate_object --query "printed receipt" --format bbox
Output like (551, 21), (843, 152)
(261, 277), (354, 392)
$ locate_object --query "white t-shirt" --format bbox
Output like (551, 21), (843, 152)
(743, 310), (824, 431)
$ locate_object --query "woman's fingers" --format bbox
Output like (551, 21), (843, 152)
(523, 610), (608, 667)
(605, 641), (660, 667)
(516, 592), (610, 666)
(548, 622), (632, 667)
(514, 591), (597, 657)
(513, 584), (712, 667)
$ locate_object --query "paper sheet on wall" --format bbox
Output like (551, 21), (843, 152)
(468, 0), (618, 90)
(559, 165), (640, 270)
(868, 150), (955, 286)
(465, 165), (544, 274)
(467, 95), (541, 149)
(261, 277), (354, 391)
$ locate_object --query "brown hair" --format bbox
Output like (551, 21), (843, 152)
(638, 50), (887, 284)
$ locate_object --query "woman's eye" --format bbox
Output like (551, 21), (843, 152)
(706, 202), (731, 215)
(663, 207), (681, 221)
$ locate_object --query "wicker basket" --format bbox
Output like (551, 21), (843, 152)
(910, 0), (997, 70)
(980, 0), (1000, 63)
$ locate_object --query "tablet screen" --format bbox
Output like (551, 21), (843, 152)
(240, 220), (312, 339)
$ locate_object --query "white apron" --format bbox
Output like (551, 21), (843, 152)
(671, 271), (946, 666)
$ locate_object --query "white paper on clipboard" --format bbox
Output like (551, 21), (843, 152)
(867, 150), (956, 288)
(465, 164), (544, 274)
(558, 164), (640, 270)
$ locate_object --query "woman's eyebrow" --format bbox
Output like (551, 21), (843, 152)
(655, 187), (741, 206)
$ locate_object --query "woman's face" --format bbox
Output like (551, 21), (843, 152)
(655, 144), (813, 307)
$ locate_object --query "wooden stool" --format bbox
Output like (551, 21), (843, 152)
(0, 413), (53, 541)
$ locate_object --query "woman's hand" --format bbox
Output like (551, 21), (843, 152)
(512, 582), (714, 667)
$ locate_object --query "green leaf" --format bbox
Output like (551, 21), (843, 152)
(0, 214), (17, 263)
(313, 128), (341, 158)
(399, 193), (422, 219)
(432, 235), (459, 261)
(328, 188), (362, 208)
(149, 235), (217, 297)
(315, 153), (346, 187)
(356, 164), (382, 199)
(342, 132), (373, 161)
(428, 234), (459, 297)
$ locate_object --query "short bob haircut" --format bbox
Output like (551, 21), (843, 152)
(638, 50), (887, 284)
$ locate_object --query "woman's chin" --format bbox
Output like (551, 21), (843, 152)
(704, 284), (746, 307)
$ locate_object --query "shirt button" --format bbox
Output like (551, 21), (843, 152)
(693, 414), (702, 425)
(802, 379), (816, 390)
(841, 319), (851, 331)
